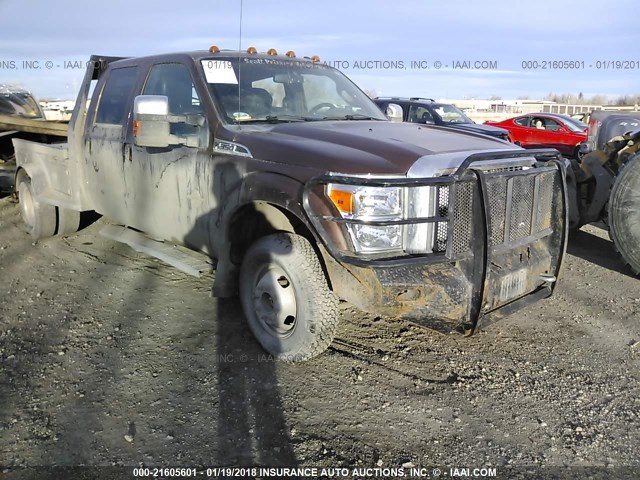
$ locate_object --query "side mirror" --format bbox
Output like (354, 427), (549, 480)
(133, 95), (205, 148)
(133, 95), (171, 147)
(385, 103), (403, 123)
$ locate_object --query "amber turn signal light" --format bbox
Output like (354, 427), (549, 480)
(328, 188), (354, 214)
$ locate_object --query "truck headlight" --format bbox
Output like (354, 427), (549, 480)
(352, 186), (402, 217)
(326, 183), (440, 255)
(351, 223), (402, 251)
(327, 184), (403, 253)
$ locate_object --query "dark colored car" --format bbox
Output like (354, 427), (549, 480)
(485, 113), (587, 158)
(374, 97), (511, 141)
(0, 85), (46, 163)
(0, 85), (45, 119)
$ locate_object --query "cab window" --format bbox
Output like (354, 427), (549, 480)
(95, 66), (139, 125)
(143, 63), (204, 135)
(143, 63), (202, 115)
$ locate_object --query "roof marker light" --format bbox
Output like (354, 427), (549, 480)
(209, 45), (220, 53)
(286, 50), (296, 58)
(267, 48), (278, 55)
(311, 55), (321, 62)
(247, 46), (258, 54)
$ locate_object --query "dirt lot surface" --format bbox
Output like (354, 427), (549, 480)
(0, 194), (639, 479)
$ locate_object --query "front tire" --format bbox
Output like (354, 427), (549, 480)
(239, 232), (339, 362)
(608, 154), (640, 274)
(16, 172), (56, 239)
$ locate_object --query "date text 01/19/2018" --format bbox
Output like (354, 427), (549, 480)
(521, 60), (640, 70)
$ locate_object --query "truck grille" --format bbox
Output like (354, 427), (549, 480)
(450, 182), (474, 254)
(445, 168), (558, 255)
(485, 170), (557, 247)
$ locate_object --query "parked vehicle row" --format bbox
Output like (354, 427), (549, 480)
(374, 98), (640, 273)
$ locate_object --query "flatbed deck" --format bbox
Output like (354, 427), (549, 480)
(0, 114), (68, 137)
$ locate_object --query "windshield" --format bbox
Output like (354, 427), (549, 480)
(0, 90), (43, 118)
(430, 104), (474, 124)
(202, 57), (387, 124)
(558, 115), (587, 132)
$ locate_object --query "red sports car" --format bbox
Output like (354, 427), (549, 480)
(485, 113), (587, 158)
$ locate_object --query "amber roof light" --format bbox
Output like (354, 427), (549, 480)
(286, 50), (296, 58)
(209, 45), (220, 53)
(247, 46), (258, 54)
(311, 55), (321, 62)
(267, 48), (278, 55)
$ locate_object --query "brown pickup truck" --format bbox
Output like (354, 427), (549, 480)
(12, 48), (568, 361)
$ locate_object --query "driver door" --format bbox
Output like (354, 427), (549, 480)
(124, 62), (211, 244)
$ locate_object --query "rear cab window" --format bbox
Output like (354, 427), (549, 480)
(94, 66), (139, 125)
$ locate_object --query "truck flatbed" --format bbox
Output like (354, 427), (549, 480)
(0, 114), (68, 137)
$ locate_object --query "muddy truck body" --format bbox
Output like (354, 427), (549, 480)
(13, 49), (568, 361)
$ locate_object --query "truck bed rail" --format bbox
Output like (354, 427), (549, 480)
(0, 114), (68, 137)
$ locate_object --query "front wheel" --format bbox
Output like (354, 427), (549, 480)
(239, 232), (339, 362)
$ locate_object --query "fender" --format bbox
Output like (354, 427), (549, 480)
(209, 170), (319, 297)
(237, 171), (314, 231)
(12, 139), (83, 211)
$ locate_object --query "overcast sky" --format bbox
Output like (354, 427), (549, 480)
(0, 0), (637, 100)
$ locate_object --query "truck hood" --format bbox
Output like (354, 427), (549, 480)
(447, 123), (509, 138)
(227, 121), (515, 175)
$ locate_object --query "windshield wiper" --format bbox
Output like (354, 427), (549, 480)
(321, 114), (384, 121)
(239, 114), (316, 124)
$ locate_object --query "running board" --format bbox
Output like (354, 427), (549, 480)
(100, 225), (212, 278)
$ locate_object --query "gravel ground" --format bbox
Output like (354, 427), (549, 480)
(0, 194), (639, 480)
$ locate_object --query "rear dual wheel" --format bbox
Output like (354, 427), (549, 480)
(16, 172), (80, 240)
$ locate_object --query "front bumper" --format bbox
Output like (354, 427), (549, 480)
(303, 149), (569, 334)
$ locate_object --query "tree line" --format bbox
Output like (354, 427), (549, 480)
(540, 92), (640, 106)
